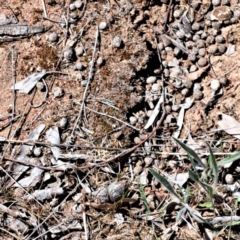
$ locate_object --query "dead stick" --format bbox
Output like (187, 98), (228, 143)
(7, 46), (16, 138)
(163, 0), (173, 32)
(78, 106), (166, 169)
(71, 26), (99, 137)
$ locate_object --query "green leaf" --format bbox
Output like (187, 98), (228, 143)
(138, 179), (150, 214)
(149, 169), (181, 201)
(188, 154), (197, 171)
(176, 207), (187, 222)
(189, 170), (213, 199)
(226, 221), (240, 227)
(217, 151), (240, 168)
(199, 202), (213, 208)
(206, 142), (218, 188)
(173, 137), (206, 169)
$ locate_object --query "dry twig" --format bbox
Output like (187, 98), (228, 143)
(71, 26), (99, 137)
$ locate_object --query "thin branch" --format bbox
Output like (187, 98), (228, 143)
(41, 0), (48, 18)
(71, 26), (99, 137)
(7, 46), (16, 139)
(85, 106), (140, 131)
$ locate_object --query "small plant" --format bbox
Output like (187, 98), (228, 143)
(149, 137), (240, 239)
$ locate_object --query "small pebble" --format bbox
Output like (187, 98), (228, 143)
(165, 105), (172, 113)
(174, 47), (181, 56)
(63, 47), (74, 62)
(197, 40), (206, 48)
(151, 83), (161, 92)
(173, 9), (182, 19)
(59, 118), (68, 129)
(207, 45), (218, 54)
(193, 89), (203, 100)
(74, 0), (83, 9)
(33, 147), (42, 157)
(146, 76), (157, 84)
(176, 30), (185, 39)
(75, 46), (84, 57)
(144, 157), (153, 167)
(70, 12), (78, 19)
(154, 68), (161, 74)
(198, 48), (206, 57)
(192, 34), (200, 42)
(99, 21), (108, 30)
(53, 87), (64, 98)
(36, 81), (45, 91)
(157, 42), (164, 51)
(129, 116), (137, 125)
(163, 69), (169, 77)
(134, 137), (141, 144)
(215, 35), (225, 43)
(97, 56), (104, 66)
(172, 105), (180, 111)
(107, 182), (125, 202)
(75, 72), (83, 81)
(206, 35), (215, 44)
(225, 174), (234, 184)
(112, 36), (122, 48)
(189, 64), (198, 72)
(220, 77), (228, 85)
(198, 57), (208, 67)
(218, 44), (227, 54)
(192, 22), (200, 31)
(106, 14), (114, 23)
(69, 3), (76, 11)
(211, 79), (220, 91)
(194, 83), (202, 91)
(75, 62), (83, 70)
(221, 0), (230, 5)
(165, 46), (173, 52)
(184, 80), (193, 89)
(212, 0), (220, 6)
(92, 187), (109, 203)
(181, 88), (189, 96)
(81, 80), (88, 87)
(147, 110), (153, 117)
(234, 10), (240, 19)
(188, 53), (197, 62)
(47, 32), (58, 43)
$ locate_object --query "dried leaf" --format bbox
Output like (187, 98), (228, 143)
(184, 65), (209, 81)
(26, 187), (64, 201)
(144, 93), (164, 129)
(226, 45), (236, 56)
(174, 98), (194, 138)
(168, 172), (189, 187)
(13, 167), (44, 187)
(12, 71), (46, 94)
(217, 113), (240, 139)
(46, 126), (61, 159)
(6, 124), (45, 188)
